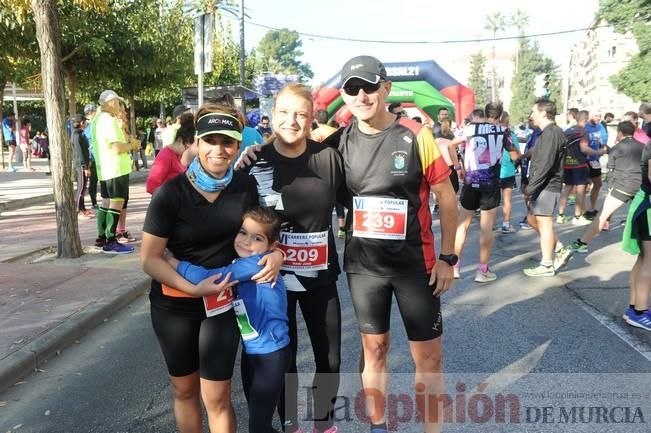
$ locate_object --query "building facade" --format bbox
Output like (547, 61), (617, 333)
(566, 18), (640, 117)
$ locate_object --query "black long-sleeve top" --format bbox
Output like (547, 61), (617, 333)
(71, 128), (90, 169)
(524, 123), (566, 198)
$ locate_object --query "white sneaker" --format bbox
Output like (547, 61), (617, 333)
(553, 246), (573, 271)
(475, 269), (497, 283)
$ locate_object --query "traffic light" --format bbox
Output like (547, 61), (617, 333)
(534, 73), (551, 98)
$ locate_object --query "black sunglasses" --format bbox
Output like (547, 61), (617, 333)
(343, 81), (384, 96)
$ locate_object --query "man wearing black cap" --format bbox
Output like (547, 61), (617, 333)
(334, 55), (457, 433)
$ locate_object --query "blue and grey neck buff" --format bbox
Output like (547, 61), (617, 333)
(187, 157), (233, 193)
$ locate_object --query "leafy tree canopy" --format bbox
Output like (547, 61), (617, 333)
(509, 38), (560, 122)
(256, 28), (313, 80)
(599, 0), (651, 101)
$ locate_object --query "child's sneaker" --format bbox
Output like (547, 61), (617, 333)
(556, 214), (566, 224)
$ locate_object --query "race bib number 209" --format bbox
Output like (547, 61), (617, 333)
(352, 196), (408, 240)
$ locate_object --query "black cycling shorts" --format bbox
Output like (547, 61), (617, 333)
(589, 167), (602, 179)
(563, 167), (589, 185)
(346, 273), (442, 341)
(101, 174), (129, 200)
(499, 176), (516, 190)
(150, 304), (240, 380)
(460, 184), (501, 211)
(637, 211), (651, 241)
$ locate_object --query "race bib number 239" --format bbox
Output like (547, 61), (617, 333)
(352, 196), (408, 240)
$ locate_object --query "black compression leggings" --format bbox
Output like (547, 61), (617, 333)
(242, 346), (292, 433)
(278, 282), (341, 432)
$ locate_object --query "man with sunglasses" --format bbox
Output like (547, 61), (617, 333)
(333, 55), (457, 433)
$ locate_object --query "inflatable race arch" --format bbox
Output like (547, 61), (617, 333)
(312, 60), (475, 125)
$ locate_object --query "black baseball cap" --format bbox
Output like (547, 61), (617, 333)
(173, 104), (191, 120)
(340, 55), (387, 87)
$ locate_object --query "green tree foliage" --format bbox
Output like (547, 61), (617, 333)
(509, 9), (529, 36)
(484, 12), (506, 101)
(204, 16), (258, 88)
(468, 51), (489, 108)
(256, 28), (313, 80)
(510, 38), (560, 122)
(599, 0), (651, 101)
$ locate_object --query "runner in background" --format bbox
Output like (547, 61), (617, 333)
(518, 124), (542, 230)
(584, 111), (609, 218)
(570, 121), (642, 253)
(146, 112), (195, 195)
(557, 110), (606, 226)
(498, 111), (520, 233)
(450, 103), (519, 282)
(621, 137), (651, 330)
(622, 111), (650, 146)
(90, 90), (134, 254)
(84, 104), (98, 208)
(523, 99), (572, 277)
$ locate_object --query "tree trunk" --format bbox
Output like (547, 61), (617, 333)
(31, 0), (83, 258)
(128, 94), (136, 137)
(491, 32), (497, 102)
(64, 65), (78, 118)
(0, 76), (6, 170)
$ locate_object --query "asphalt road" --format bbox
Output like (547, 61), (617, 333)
(2, 199), (651, 433)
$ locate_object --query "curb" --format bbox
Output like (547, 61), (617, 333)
(0, 277), (151, 393)
(0, 171), (148, 214)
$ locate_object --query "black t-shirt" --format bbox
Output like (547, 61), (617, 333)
(338, 117), (450, 276)
(563, 125), (588, 168)
(245, 140), (344, 288)
(642, 143), (651, 194)
(143, 171), (259, 314)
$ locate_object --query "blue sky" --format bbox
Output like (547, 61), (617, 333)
(225, 0), (600, 85)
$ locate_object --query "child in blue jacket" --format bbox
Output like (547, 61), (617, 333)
(168, 207), (290, 433)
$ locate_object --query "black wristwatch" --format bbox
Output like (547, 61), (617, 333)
(438, 253), (458, 266)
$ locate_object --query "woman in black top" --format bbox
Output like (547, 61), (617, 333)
(141, 103), (284, 433)
(244, 83), (344, 433)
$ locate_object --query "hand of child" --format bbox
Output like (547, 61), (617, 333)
(252, 250), (284, 285)
(194, 272), (238, 297)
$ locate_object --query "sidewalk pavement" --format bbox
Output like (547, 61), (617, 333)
(1, 157), (650, 394)
(0, 156), (152, 392)
(0, 154), (149, 213)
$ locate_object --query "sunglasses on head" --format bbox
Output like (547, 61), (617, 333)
(343, 80), (384, 96)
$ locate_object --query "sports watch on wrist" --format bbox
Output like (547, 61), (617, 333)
(438, 253), (459, 266)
